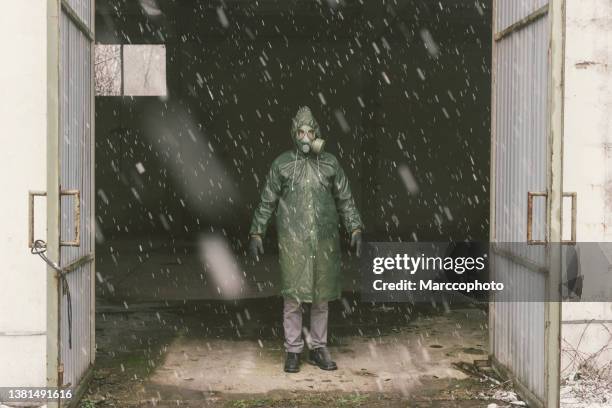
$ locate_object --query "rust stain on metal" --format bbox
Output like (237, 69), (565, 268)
(562, 192), (577, 245)
(527, 191), (547, 245)
(60, 189), (80, 247)
(28, 189), (81, 247)
(575, 60), (600, 68)
(28, 191), (47, 248)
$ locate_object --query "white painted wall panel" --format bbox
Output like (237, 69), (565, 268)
(561, 0), (612, 374)
(0, 0), (49, 388)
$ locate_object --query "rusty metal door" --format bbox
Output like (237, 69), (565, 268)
(489, 0), (564, 407)
(57, 0), (95, 403)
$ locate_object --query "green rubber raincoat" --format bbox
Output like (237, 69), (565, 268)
(249, 107), (364, 303)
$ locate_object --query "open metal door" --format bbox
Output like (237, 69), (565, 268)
(490, 0), (564, 407)
(56, 0), (95, 405)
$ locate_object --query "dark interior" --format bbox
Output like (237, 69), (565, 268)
(93, 0), (491, 301)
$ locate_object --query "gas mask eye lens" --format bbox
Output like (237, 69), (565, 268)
(298, 127), (315, 141)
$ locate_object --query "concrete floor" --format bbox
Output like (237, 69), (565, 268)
(82, 296), (512, 407)
(83, 237), (512, 407)
(145, 306), (487, 394)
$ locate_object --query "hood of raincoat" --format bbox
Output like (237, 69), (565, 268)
(291, 106), (322, 152)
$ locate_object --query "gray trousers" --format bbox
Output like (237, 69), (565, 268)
(283, 297), (329, 353)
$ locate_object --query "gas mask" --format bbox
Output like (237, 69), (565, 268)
(297, 124), (325, 155)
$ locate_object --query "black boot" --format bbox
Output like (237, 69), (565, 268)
(284, 352), (301, 373)
(307, 347), (337, 370)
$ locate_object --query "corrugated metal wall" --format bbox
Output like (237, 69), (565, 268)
(59, 0), (95, 391)
(491, 0), (550, 405)
(66, 0), (93, 29)
(495, 0), (548, 30)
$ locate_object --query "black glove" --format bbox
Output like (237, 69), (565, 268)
(350, 229), (363, 257)
(249, 235), (264, 260)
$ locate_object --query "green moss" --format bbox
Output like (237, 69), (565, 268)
(225, 393), (370, 408)
(79, 399), (97, 408)
(228, 398), (273, 408)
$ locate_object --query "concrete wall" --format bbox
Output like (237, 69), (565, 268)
(0, 0), (49, 389)
(561, 0), (612, 374)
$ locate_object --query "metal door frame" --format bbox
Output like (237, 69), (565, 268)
(46, 0), (96, 406)
(47, 1), (61, 404)
(489, 0), (565, 406)
(545, 0), (564, 406)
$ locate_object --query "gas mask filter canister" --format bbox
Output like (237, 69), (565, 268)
(310, 138), (325, 154)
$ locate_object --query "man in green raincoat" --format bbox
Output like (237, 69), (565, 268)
(249, 106), (364, 373)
